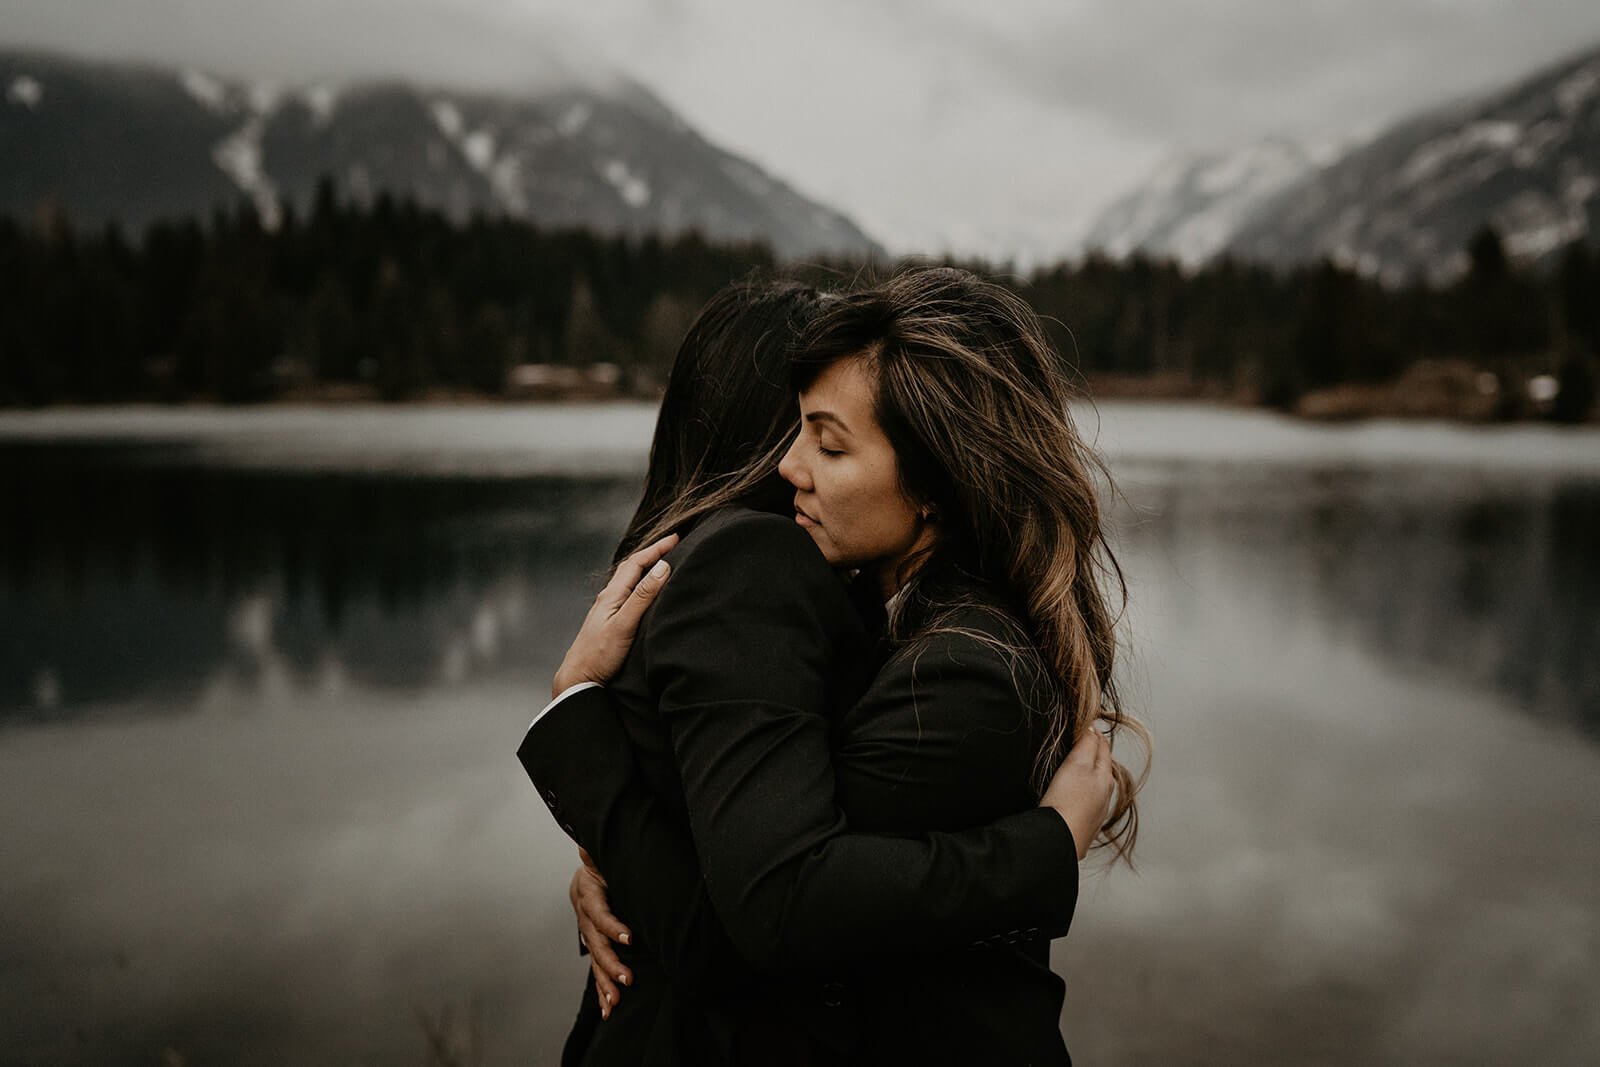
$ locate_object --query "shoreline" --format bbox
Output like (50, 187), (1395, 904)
(3, 379), (1592, 425)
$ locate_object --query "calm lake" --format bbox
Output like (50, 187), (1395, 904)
(2, 403), (1598, 1066)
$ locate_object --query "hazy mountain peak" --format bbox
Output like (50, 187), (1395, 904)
(1081, 42), (1600, 281)
(1228, 41), (1600, 282)
(1083, 135), (1330, 264)
(300, 84), (338, 126)
(179, 67), (229, 112)
(0, 45), (882, 260)
(6, 72), (43, 109)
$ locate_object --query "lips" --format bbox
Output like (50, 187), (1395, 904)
(793, 500), (818, 527)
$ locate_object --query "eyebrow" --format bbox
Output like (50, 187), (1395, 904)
(805, 411), (851, 435)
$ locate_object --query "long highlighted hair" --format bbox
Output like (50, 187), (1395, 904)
(794, 266), (1148, 862)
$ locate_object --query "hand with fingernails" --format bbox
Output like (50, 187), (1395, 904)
(552, 535), (674, 1016)
(552, 534), (678, 699)
(570, 848), (633, 1019)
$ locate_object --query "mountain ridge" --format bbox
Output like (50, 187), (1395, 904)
(1084, 41), (1600, 282)
(1081, 135), (1338, 265)
(1229, 41), (1600, 282)
(0, 45), (883, 260)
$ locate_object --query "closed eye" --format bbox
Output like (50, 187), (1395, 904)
(817, 445), (843, 458)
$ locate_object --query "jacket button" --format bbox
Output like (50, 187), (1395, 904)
(821, 981), (845, 1008)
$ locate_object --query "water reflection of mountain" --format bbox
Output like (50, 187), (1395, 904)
(1123, 464), (1600, 736)
(1, 444), (641, 718)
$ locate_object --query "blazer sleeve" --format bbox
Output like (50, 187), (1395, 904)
(520, 513), (1079, 980)
(518, 685), (739, 989)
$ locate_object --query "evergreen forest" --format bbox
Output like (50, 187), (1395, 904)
(3, 180), (1596, 421)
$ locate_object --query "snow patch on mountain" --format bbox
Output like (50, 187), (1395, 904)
(7, 75), (42, 110)
(556, 103), (591, 137)
(427, 98), (524, 211)
(602, 160), (651, 209)
(429, 100), (493, 173)
(180, 68), (229, 113)
(430, 100), (464, 138)
(302, 85), (338, 127)
(489, 155), (527, 213)
(1500, 175), (1594, 259)
(462, 130), (496, 172)
(247, 82), (282, 117)
(213, 118), (282, 230)
(1401, 121), (1521, 186)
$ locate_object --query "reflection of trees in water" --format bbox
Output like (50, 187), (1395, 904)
(9, 446), (1593, 733)
(0, 444), (641, 716)
(1123, 466), (1600, 736)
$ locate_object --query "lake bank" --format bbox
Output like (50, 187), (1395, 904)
(5, 400), (1600, 479)
(5, 359), (1594, 424)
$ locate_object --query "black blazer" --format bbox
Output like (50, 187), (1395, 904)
(520, 507), (1078, 1065)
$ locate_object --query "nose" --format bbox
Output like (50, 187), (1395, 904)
(778, 431), (810, 490)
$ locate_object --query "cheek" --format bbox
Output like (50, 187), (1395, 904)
(844, 464), (918, 550)
(814, 467), (861, 526)
(877, 495), (921, 546)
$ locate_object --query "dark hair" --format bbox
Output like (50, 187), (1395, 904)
(793, 266), (1147, 862)
(614, 280), (826, 565)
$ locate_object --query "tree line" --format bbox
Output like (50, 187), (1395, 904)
(2, 180), (1596, 420)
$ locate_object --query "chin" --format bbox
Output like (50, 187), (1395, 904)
(801, 528), (835, 558)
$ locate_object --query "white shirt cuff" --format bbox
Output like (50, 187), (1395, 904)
(527, 681), (602, 731)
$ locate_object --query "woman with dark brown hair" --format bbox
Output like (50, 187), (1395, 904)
(781, 266), (1146, 843)
(521, 269), (1139, 1065)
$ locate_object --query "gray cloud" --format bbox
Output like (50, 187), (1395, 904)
(3, 0), (1599, 256)
(0, 0), (615, 91)
(888, 0), (1600, 145)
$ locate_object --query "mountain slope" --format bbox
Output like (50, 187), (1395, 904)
(1228, 44), (1600, 282)
(1082, 137), (1327, 264)
(0, 47), (882, 260)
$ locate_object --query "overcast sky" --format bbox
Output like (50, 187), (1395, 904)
(6, 0), (1600, 259)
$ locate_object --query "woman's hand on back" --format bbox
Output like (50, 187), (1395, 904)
(570, 849), (633, 1019)
(551, 534), (678, 698)
(1040, 729), (1116, 861)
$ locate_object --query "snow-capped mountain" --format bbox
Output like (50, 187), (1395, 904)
(1083, 43), (1600, 282)
(1081, 137), (1329, 264)
(1229, 43), (1600, 282)
(0, 47), (882, 260)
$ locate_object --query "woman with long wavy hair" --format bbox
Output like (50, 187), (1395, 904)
(784, 266), (1146, 846)
(522, 269), (1141, 1065)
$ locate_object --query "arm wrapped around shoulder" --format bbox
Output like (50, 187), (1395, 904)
(663, 571), (1079, 969)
